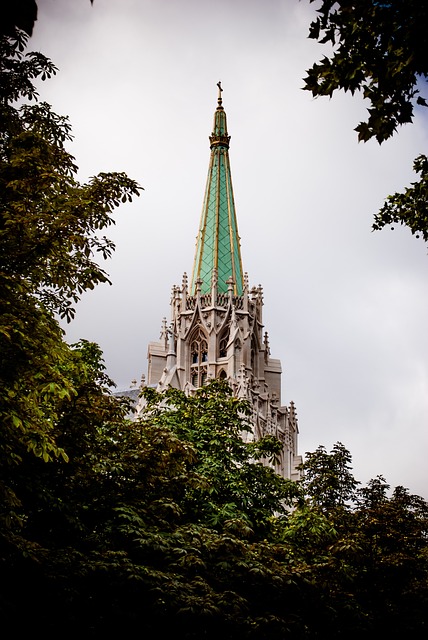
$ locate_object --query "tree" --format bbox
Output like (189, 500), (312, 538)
(1, 379), (305, 637)
(0, 0), (38, 37)
(303, 0), (428, 245)
(304, 0), (428, 143)
(373, 153), (428, 242)
(3, 380), (428, 639)
(0, 1), (94, 37)
(0, 27), (141, 538)
(286, 444), (428, 637)
(299, 441), (359, 510)
(139, 382), (300, 536)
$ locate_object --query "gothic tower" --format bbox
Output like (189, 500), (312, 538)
(140, 84), (301, 480)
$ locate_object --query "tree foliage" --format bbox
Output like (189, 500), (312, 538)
(300, 441), (359, 509)
(304, 0), (428, 247)
(0, 27), (141, 540)
(373, 153), (428, 241)
(0, 0), (38, 37)
(139, 382), (299, 536)
(304, 0), (428, 143)
(289, 446), (428, 637)
(0, 32), (141, 322)
(2, 376), (427, 637)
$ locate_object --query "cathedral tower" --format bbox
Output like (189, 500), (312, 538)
(141, 84), (301, 480)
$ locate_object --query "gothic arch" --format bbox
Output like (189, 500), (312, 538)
(189, 326), (208, 388)
(218, 328), (229, 358)
(251, 334), (258, 377)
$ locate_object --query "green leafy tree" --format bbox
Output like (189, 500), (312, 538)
(299, 441), (359, 510)
(303, 0), (428, 245)
(304, 0), (428, 143)
(287, 444), (428, 637)
(1, 378), (305, 637)
(0, 28), (141, 539)
(373, 153), (428, 242)
(359, 480), (428, 634)
(3, 378), (428, 639)
(140, 382), (299, 537)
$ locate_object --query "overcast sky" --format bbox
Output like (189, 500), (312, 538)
(30, 0), (428, 498)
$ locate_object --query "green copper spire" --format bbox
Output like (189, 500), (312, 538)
(190, 83), (244, 296)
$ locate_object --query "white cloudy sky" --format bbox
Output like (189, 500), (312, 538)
(30, 0), (428, 498)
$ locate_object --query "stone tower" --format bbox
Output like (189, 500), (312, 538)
(140, 84), (301, 480)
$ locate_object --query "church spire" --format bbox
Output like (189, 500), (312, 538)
(190, 83), (244, 295)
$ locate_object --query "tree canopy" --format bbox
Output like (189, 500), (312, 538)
(2, 376), (428, 637)
(304, 0), (428, 143)
(0, 26), (141, 539)
(304, 0), (428, 246)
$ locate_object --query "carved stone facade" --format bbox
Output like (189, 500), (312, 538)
(137, 85), (301, 481)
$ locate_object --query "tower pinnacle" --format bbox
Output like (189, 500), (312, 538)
(190, 84), (244, 295)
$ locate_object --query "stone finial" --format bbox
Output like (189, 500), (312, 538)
(226, 276), (234, 299)
(264, 331), (270, 355)
(236, 363), (249, 398)
(160, 317), (168, 346)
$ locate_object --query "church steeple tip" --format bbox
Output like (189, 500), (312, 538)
(210, 81), (231, 149)
(191, 84), (244, 296)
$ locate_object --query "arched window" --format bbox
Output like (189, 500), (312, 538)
(189, 327), (208, 388)
(251, 336), (257, 376)
(219, 369), (227, 380)
(219, 335), (228, 358)
(191, 342), (198, 363)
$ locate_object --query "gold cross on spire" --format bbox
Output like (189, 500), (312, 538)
(217, 81), (223, 104)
